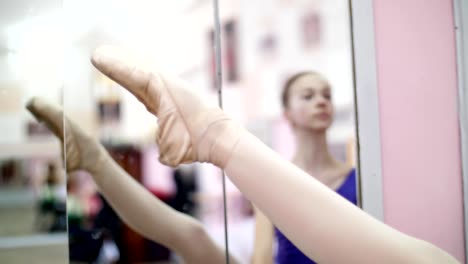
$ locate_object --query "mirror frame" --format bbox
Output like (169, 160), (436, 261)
(453, 0), (468, 258)
(349, 0), (384, 220)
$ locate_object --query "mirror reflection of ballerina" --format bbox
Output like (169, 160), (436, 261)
(88, 46), (459, 264)
(252, 71), (356, 264)
(35, 162), (67, 233)
(25, 98), (240, 264)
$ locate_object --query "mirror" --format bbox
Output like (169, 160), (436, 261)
(61, 0), (233, 263)
(214, 0), (360, 263)
(0, 0), (361, 263)
(0, 1), (68, 263)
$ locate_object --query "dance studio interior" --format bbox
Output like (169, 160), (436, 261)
(0, 0), (467, 263)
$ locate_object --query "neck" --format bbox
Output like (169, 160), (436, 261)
(292, 128), (336, 174)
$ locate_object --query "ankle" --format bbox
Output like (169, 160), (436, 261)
(196, 116), (243, 168)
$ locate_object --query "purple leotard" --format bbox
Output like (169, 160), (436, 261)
(275, 169), (357, 264)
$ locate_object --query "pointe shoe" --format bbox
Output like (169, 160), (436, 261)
(91, 46), (243, 168)
(26, 97), (108, 173)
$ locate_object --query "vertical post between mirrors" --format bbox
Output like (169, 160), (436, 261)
(453, 0), (468, 259)
(348, 0), (384, 220)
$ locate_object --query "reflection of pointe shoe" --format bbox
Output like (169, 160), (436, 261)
(26, 97), (107, 173)
(91, 45), (244, 168)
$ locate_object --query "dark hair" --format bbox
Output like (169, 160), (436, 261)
(281, 71), (325, 109)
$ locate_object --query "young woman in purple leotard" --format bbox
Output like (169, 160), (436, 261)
(252, 71), (357, 264)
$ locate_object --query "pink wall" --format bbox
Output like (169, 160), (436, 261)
(373, 0), (465, 262)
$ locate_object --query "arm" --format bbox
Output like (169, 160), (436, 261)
(225, 130), (458, 263)
(91, 45), (459, 264)
(251, 207), (274, 264)
(26, 98), (238, 264)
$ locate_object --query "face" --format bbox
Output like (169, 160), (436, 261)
(285, 74), (334, 132)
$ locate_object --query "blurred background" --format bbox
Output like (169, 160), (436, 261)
(0, 0), (356, 263)
(0, 1), (67, 264)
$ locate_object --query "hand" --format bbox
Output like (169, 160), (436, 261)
(26, 97), (108, 173)
(91, 46), (242, 168)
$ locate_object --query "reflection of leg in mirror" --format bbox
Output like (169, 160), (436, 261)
(89, 45), (459, 264)
(25, 98), (240, 264)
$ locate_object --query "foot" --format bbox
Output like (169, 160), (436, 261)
(91, 46), (242, 168)
(26, 97), (108, 173)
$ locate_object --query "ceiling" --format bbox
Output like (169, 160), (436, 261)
(0, 0), (61, 53)
(0, 0), (209, 55)
(0, 0), (60, 27)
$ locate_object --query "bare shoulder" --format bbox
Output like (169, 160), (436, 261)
(339, 163), (354, 177)
(254, 206), (273, 228)
(328, 162), (354, 190)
